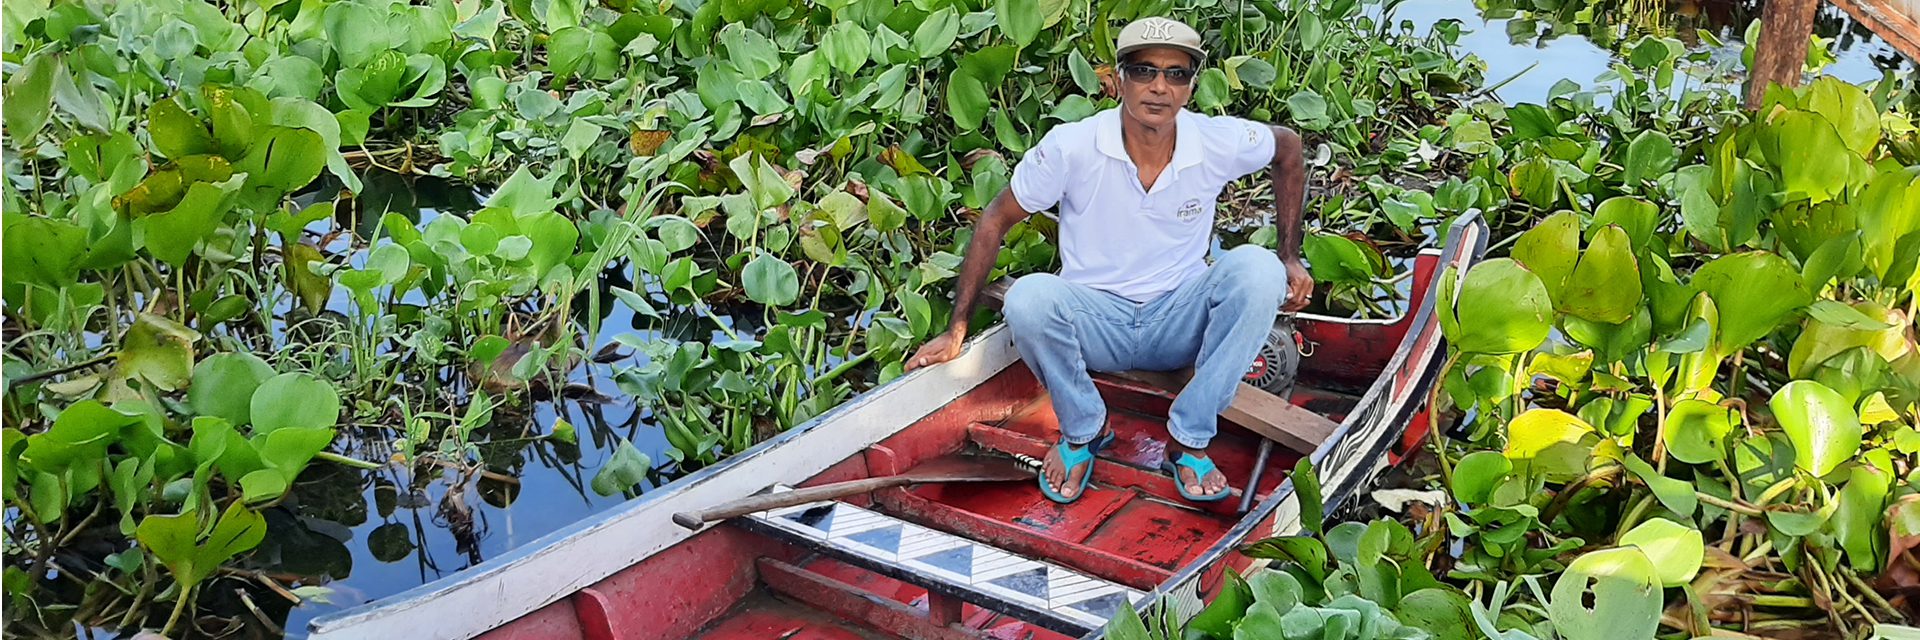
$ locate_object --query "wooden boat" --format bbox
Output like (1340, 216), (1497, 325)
(306, 214), (1488, 640)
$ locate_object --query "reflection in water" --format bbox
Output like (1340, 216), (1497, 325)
(1392, 0), (1907, 105)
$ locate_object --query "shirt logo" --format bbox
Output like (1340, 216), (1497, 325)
(1177, 199), (1205, 222)
(1141, 21), (1174, 40)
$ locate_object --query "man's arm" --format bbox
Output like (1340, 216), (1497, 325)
(1268, 125), (1313, 312)
(905, 189), (1032, 371)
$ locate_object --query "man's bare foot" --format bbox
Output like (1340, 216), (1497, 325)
(1168, 442), (1229, 498)
(1042, 428), (1113, 500)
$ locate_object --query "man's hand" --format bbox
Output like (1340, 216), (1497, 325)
(905, 328), (967, 371)
(1282, 259), (1313, 313)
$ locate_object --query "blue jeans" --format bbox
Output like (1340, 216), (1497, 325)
(1002, 245), (1289, 450)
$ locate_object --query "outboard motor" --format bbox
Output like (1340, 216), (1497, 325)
(1243, 316), (1302, 395)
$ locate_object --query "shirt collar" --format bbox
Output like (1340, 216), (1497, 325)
(1095, 107), (1204, 176)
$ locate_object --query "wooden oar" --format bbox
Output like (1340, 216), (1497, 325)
(671, 457), (1034, 530)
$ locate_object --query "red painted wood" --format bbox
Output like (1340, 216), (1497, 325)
(874, 488), (1173, 591)
(1083, 500), (1233, 570)
(757, 558), (985, 640)
(912, 477), (1137, 543)
(800, 558), (1070, 639)
(574, 588), (619, 640)
(691, 594), (882, 640)
(928, 592), (965, 626)
(509, 527), (798, 640)
(480, 596), (585, 640)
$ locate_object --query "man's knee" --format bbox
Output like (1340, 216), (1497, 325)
(1003, 273), (1073, 329)
(1216, 245), (1288, 302)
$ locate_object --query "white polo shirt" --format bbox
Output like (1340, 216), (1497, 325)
(1010, 108), (1275, 302)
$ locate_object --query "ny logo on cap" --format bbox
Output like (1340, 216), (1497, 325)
(1141, 20), (1174, 39)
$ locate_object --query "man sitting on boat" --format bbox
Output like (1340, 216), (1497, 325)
(905, 16), (1313, 503)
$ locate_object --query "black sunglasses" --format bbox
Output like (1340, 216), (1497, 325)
(1119, 63), (1197, 86)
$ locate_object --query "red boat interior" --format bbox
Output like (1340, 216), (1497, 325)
(483, 254), (1443, 640)
(485, 369), (1380, 640)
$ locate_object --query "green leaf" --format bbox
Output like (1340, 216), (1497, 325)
(1662, 399), (1735, 465)
(1509, 155), (1558, 208)
(1240, 536), (1329, 582)
(1193, 68), (1230, 111)
(1619, 518), (1702, 587)
(324, 0), (390, 68)
(137, 501), (267, 590)
(1621, 130), (1675, 186)
(1805, 299), (1894, 330)
(249, 373), (342, 435)
(1229, 56), (1278, 91)
(149, 96), (217, 159)
(1589, 197), (1658, 251)
(1622, 453), (1696, 516)
(1068, 49), (1100, 94)
(1293, 457), (1323, 535)
(993, 0), (1041, 47)
(1104, 601), (1154, 640)
(1560, 225), (1642, 324)
(1511, 211), (1579, 302)
(1286, 89), (1329, 124)
(559, 120), (602, 161)
(1788, 301), (1907, 377)
(913, 8), (960, 58)
(960, 46), (1019, 86)
(1189, 569), (1253, 638)
(868, 193), (907, 232)
(742, 253), (800, 306)
(190, 353), (276, 426)
(821, 22), (870, 74)
(1504, 409), (1595, 482)
(816, 191), (866, 231)
(1856, 170), (1918, 280)
(1771, 380), (1862, 476)
(1548, 548), (1661, 640)
(111, 312), (200, 394)
(1451, 451), (1512, 505)
(1446, 259), (1554, 355)
(1803, 231), (1866, 291)
(591, 439), (651, 496)
(3, 52), (58, 140)
(22, 401), (139, 472)
(1249, 570), (1304, 612)
(239, 126), (327, 193)
(1506, 104), (1559, 140)
(137, 175), (243, 266)
(1397, 588), (1477, 640)
(1767, 110), (1857, 203)
(721, 24), (781, 79)
(651, 216), (701, 253)
(946, 70), (989, 131)
(1692, 252), (1812, 353)
(731, 154), (796, 210)
(1802, 76), (1880, 156)
(1832, 464), (1890, 572)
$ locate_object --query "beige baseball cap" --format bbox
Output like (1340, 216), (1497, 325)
(1115, 17), (1206, 67)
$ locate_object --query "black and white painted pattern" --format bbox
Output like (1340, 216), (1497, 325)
(748, 494), (1146, 630)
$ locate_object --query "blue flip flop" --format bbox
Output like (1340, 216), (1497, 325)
(1162, 452), (1232, 503)
(1038, 431), (1115, 504)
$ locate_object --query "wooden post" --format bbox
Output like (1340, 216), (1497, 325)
(1745, 0), (1821, 108)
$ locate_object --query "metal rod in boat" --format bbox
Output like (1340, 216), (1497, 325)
(1237, 315), (1298, 514)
